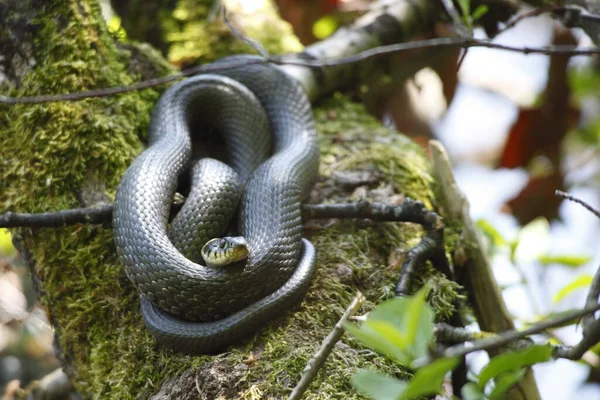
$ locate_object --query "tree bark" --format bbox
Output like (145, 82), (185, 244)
(0, 0), (537, 398)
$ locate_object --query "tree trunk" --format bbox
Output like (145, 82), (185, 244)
(0, 0), (526, 398)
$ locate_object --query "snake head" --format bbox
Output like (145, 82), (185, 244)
(201, 236), (249, 267)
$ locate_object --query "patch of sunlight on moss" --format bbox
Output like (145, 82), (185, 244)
(164, 0), (301, 66)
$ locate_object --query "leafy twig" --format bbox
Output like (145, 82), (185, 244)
(440, 0), (472, 37)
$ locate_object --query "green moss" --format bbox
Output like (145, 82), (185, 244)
(163, 0), (302, 67)
(1, 1), (462, 398)
(0, 0), (161, 396)
(314, 94), (435, 208)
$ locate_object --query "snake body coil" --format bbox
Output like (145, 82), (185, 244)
(113, 56), (319, 353)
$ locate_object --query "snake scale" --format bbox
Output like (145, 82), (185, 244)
(113, 56), (320, 353)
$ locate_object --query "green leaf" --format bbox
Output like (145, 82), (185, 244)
(352, 370), (407, 400)
(312, 15), (338, 40)
(352, 287), (434, 362)
(488, 369), (526, 399)
(457, 0), (471, 17)
(461, 382), (485, 400)
(402, 357), (459, 399)
(477, 219), (507, 247)
(471, 5), (489, 21)
(513, 217), (549, 263)
(553, 274), (593, 303)
(403, 287), (434, 359)
(539, 254), (591, 268)
(479, 345), (552, 388)
(369, 297), (409, 330)
(368, 320), (411, 349)
(344, 321), (411, 364)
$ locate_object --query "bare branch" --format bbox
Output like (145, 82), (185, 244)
(555, 190), (600, 219)
(288, 292), (365, 400)
(0, 58), (266, 104)
(0, 200), (442, 229)
(0, 206), (113, 228)
(555, 192), (600, 336)
(496, 6), (555, 37)
(435, 322), (533, 349)
(441, 303), (600, 360)
(0, 196), (448, 314)
(583, 262), (600, 333)
(554, 318), (600, 359)
(2, 37), (599, 105)
(301, 199), (444, 230)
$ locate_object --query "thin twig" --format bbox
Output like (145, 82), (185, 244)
(456, 50), (468, 72)
(553, 4), (600, 27)
(435, 322), (479, 343)
(439, 0), (471, 73)
(435, 322), (533, 349)
(1, 199), (448, 298)
(555, 190), (600, 219)
(441, 303), (600, 360)
(221, 7), (270, 58)
(0, 58), (266, 104)
(496, 5), (600, 38)
(495, 6), (554, 37)
(301, 199), (444, 230)
(440, 0), (471, 37)
(288, 292), (365, 400)
(0, 205), (113, 228)
(2, 37), (600, 105)
(554, 318), (600, 359)
(1, 200), (443, 229)
(582, 261), (600, 333)
(277, 38), (600, 67)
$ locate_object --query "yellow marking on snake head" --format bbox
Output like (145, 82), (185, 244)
(202, 236), (249, 267)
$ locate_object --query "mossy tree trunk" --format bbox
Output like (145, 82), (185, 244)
(0, 0), (462, 398)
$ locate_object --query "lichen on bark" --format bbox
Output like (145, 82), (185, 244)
(0, 0), (462, 398)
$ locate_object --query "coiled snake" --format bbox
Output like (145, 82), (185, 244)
(112, 56), (320, 353)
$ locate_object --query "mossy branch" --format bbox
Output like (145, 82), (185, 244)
(429, 141), (541, 400)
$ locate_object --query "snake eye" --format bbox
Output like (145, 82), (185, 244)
(219, 239), (227, 248)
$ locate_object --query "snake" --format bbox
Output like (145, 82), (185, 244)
(112, 55), (320, 354)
